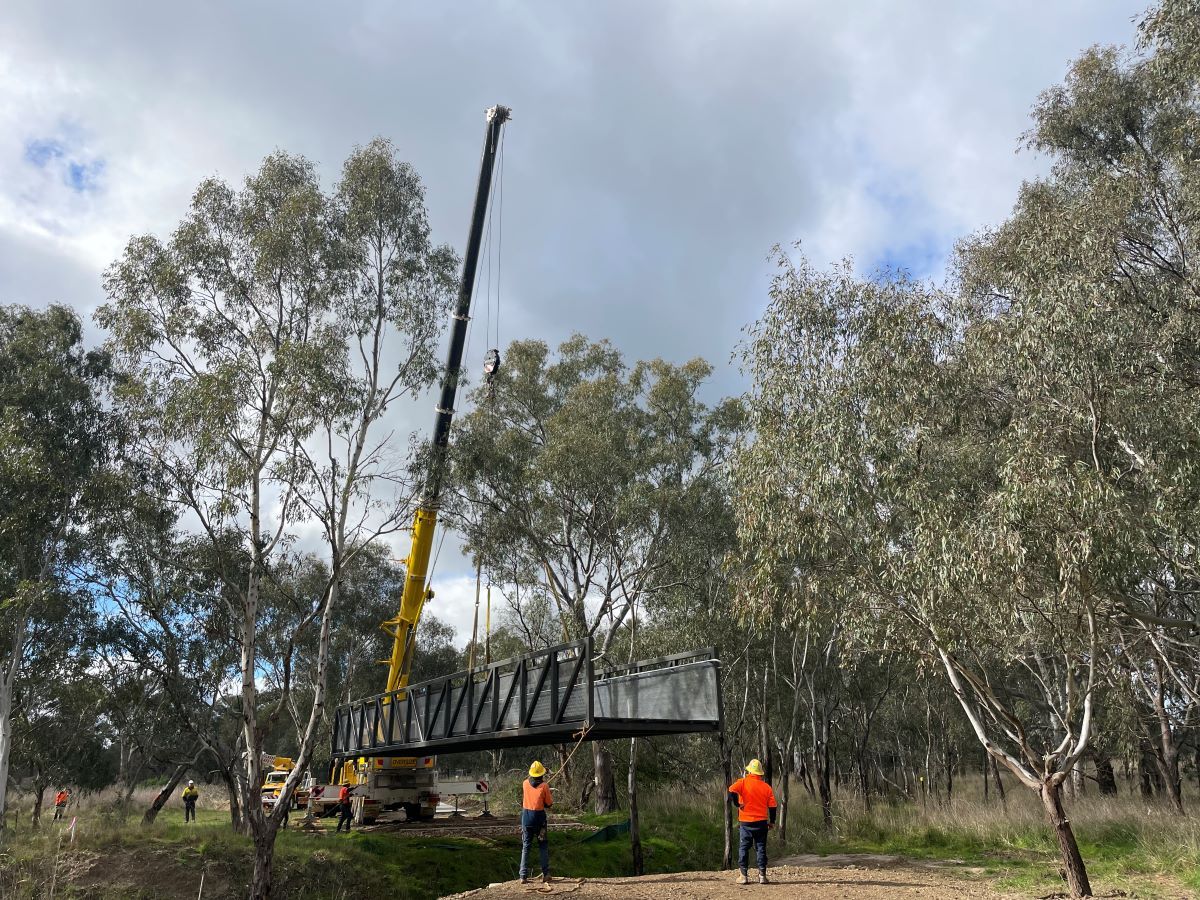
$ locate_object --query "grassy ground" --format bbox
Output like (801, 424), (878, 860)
(0, 789), (736, 899)
(0, 781), (1197, 898)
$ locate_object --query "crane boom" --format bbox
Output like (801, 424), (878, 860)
(382, 104), (511, 695)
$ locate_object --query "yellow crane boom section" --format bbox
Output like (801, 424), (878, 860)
(382, 506), (438, 694)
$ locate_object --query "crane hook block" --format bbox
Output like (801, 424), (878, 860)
(483, 349), (501, 381)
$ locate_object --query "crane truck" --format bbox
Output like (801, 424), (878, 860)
(332, 104), (511, 823)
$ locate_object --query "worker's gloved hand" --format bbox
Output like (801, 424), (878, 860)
(767, 823), (776, 830)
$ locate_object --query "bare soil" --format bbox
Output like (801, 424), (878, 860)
(443, 863), (1011, 899)
(69, 847), (234, 900)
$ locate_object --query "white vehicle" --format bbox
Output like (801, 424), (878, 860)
(340, 756), (439, 823)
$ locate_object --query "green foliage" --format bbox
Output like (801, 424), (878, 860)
(94, 136), (461, 888)
(0, 304), (113, 818)
(451, 334), (737, 657)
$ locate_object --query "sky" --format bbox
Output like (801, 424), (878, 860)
(0, 0), (1147, 644)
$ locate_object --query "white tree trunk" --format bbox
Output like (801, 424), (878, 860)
(0, 612), (29, 826)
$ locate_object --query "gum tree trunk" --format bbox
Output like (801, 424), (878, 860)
(815, 739), (833, 830)
(719, 735), (734, 870)
(31, 781), (45, 828)
(144, 759), (191, 825)
(1093, 754), (1117, 796)
(1155, 746), (1184, 814)
(778, 754), (792, 841)
(250, 826), (276, 900)
(628, 737), (644, 875)
(0, 613), (29, 829)
(591, 742), (617, 814)
(222, 767), (243, 832)
(990, 756), (1006, 807)
(1040, 780), (1091, 899)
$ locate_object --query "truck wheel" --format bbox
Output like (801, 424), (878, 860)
(402, 803), (421, 821)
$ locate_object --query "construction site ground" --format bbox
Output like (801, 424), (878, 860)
(443, 857), (1015, 899)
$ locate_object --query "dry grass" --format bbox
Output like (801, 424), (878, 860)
(770, 778), (1200, 896)
(624, 776), (1200, 896)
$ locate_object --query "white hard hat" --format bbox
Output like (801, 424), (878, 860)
(188, 780), (195, 785)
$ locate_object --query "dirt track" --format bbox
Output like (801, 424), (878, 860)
(443, 864), (1010, 899)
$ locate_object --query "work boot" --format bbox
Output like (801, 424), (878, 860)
(759, 871), (769, 885)
(542, 873), (552, 884)
(520, 876), (529, 884)
(737, 870), (749, 885)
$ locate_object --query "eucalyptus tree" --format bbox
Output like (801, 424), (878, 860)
(13, 678), (115, 826)
(450, 334), (738, 812)
(733, 256), (1108, 897)
(0, 305), (113, 826)
(99, 139), (455, 899)
(93, 510), (247, 827)
(258, 545), (400, 739)
(955, 13), (1200, 811)
(260, 545), (462, 756)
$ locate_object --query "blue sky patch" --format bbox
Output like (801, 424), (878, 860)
(24, 138), (67, 168)
(858, 167), (953, 280)
(23, 132), (105, 194)
(870, 234), (950, 281)
(66, 159), (105, 192)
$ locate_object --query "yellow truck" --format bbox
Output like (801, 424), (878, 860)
(260, 757), (302, 811)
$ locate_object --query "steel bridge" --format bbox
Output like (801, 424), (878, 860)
(331, 638), (722, 758)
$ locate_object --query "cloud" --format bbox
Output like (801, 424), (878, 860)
(0, 0), (1147, 631)
(421, 572), (477, 649)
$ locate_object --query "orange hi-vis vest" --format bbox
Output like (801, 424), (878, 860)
(728, 774), (777, 823)
(522, 779), (552, 811)
(54, 791), (67, 807)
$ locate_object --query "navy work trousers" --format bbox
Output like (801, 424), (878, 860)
(520, 808), (549, 878)
(738, 821), (769, 873)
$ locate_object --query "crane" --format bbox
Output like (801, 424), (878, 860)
(384, 102), (509, 694)
(335, 104), (511, 823)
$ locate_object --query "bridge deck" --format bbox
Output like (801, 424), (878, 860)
(331, 639), (721, 758)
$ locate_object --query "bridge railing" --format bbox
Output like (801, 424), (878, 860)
(332, 639), (721, 758)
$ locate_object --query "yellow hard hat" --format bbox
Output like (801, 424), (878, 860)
(745, 759), (765, 776)
(529, 760), (547, 778)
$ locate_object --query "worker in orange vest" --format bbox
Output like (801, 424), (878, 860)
(53, 788), (70, 821)
(727, 759), (778, 885)
(336, 784), (355, 833)
(520, 760), (553, 885)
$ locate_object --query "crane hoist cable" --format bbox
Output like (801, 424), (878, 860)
(493, 128), (505, 352)
(467, 125), (506, 396)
